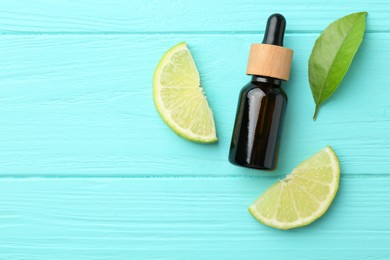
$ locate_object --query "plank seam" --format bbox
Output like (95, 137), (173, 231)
(0, 30), (388, 35)
(0, 174), (387, 179)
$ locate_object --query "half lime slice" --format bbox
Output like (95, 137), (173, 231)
(153, 42), (217, 143)
(249, 146), (340, 230)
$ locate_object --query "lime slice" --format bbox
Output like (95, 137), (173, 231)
(249, 146), (340, 230)
(153, 42), (217, 143)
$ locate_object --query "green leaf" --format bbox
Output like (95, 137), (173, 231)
(309, 12), (367, 120)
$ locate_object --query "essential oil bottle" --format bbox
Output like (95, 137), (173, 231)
(228, 14), (293, 171)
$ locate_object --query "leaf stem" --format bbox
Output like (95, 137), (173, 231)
(313, 106), (319, 121)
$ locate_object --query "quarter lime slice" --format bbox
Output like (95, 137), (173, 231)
(249, 146), (340, 230)
(153, 42), (217, 143)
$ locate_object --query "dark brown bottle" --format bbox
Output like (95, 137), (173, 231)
(228, 14), (293, 170)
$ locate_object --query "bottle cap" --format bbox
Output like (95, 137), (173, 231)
(246, 14), (293, 81)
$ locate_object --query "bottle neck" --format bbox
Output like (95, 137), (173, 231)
(251, 75), (282, 87)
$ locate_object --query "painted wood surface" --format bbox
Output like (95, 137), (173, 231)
(0, 0), (388, 32)
(0, 0), (389, 259)
(0, 33), (389, 176)
(0, 177), (389, 259)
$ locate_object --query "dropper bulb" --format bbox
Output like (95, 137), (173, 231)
(262, 14), (286, 46)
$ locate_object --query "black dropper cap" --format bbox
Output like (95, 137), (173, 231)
(262, 14), (286, 46)
(246, 13), (293, 80)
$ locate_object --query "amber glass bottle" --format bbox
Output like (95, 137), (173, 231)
(228, 14), (293, 170)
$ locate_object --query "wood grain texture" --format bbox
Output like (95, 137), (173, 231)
(0, 0), (387, 33)
(0, 1), (389, 258)
(247, 44), (293, 80)
(0, 33), (389, 176)
(0, 177), (389, 259)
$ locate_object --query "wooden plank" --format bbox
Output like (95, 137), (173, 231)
(0, 0), (387, 33)
(0, 33), (389, 176)
(0, 177), (389, 259)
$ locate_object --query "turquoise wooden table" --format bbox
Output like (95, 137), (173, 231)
(0, 1), (389, 259)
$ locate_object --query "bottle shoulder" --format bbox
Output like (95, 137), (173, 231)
(241, 81), (287, 98)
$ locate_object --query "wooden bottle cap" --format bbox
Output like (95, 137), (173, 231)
(246, 43), (293, 81)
